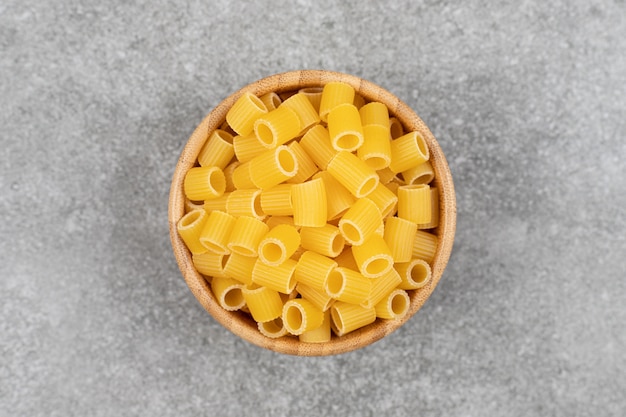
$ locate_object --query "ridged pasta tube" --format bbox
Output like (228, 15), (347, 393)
(330, 302), (376, 337)
(292, 178), (327, 227)
(374, 289), (410, 320)
(198, 129), (235, 169)
(243, 285), (284, 323)
(351, 235), (394, 278)
(183, 166), (226, 201)
(395, 258), (432, 290)
(282, 299), (325, 335)
(226, 92), (268, 136)
(389, 131), (429, 173)
(327, 151), (379, 198)
(383, 216), (418, 263)
(398, 184), (432, 224)
(177, 209), (208, 255)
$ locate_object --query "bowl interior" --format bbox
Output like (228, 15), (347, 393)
(168, 70), (456, 356)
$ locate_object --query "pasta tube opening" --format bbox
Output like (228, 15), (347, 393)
(211, 277), (246, 311)
(397, 258), (432, 290)
(177, 209), (209, 255)
(261, 242), (283, 264)
(183, 166), (226, 201)
(375, 289), (410, 320)
(258, 317), (288, 339)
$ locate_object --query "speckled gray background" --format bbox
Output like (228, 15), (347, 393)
(1, 1), (625, 416)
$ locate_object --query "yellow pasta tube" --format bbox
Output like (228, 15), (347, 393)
(282, 298), (325, 335)
(222, 252), (256, 285)
(233, 133), (267, 163)
(319, 81), (355, 122)
(330, 302), (376, 337)
(253, 106), (301, 148)
(299, 310), (331, 343)
(367, 183), (398, 218)
(259, 92), (282, 111)
(389, 131), (430, 173)
(226, 92), (268, 136)
(383, 216), (418, 263)
(334, 248), (359, 270)
(325, 267), (371, 305)
(197, 129), (235, 169)
(286, 141), (318, 184)
(359, 101), (390, 128)
(327, 103), (364, 152)
(312, 171), (355, 220)
(412, 230), (438, 264)
(296, 283), (335, 312)
(177, 209), (208, 255)
(260, 184), (293, 216)
(294, 250), (337, 291)
(396, 258), (432, 290)
(231, 161), (256, 190)
(226, 189), (265, 220)
(291, 178), (327, 227)
(418, 187), (439, 230)
(388, 117), (404, 139)
(298, 86), (323, 113)
(258, 317), (288, 339)
(257, 224), (301, 266)
(338, 198), (382, 246)
(243, 285), (284, 322)
(211, 276), (246, 311)
(192, 251), (229, 278)
(183, 166), (226, 201)
(248, 145), (298, 189)
(299, 124), (337, 170)
(199, 210), (236, 254)
(397, 184), (432, 224)
(227, 216), (269, 257)
(203, 193), (229, 213)
(327, 151), (379, 198)
(300, 223), (345, 258)
(252, 258), (298, 294)
(357, 124), (392, 170)
(351, 235), (394, 278)
(374, 289), (410, 320)
(223, 162), (239, 192)
(280, 93), (321, 133)
(360, 267), (402, 309)
(402, 160), (434, 185)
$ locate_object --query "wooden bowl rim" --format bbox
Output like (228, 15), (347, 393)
(168, 70), (456, 356)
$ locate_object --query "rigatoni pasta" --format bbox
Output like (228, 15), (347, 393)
(257, 224), (300, 266)
(176, 80), (443, 342)
(327, 103), (364, 152)
(184, 166), (226, 201)
(327, 151), (379, 198)
(300, 223), (345, 258)
(198, 129), (234, 169)
(226, 92), (268, 136)
(291, 178), (327, 227)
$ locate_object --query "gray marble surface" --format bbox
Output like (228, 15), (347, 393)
(1, 1), (625, 416)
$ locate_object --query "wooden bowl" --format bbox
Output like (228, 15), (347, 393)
(168, 70), (456, 356)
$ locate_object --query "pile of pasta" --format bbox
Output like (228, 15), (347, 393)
(177, 81), (439, 342)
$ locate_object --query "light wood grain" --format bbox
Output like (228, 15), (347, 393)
(168, 70), (457, 356)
